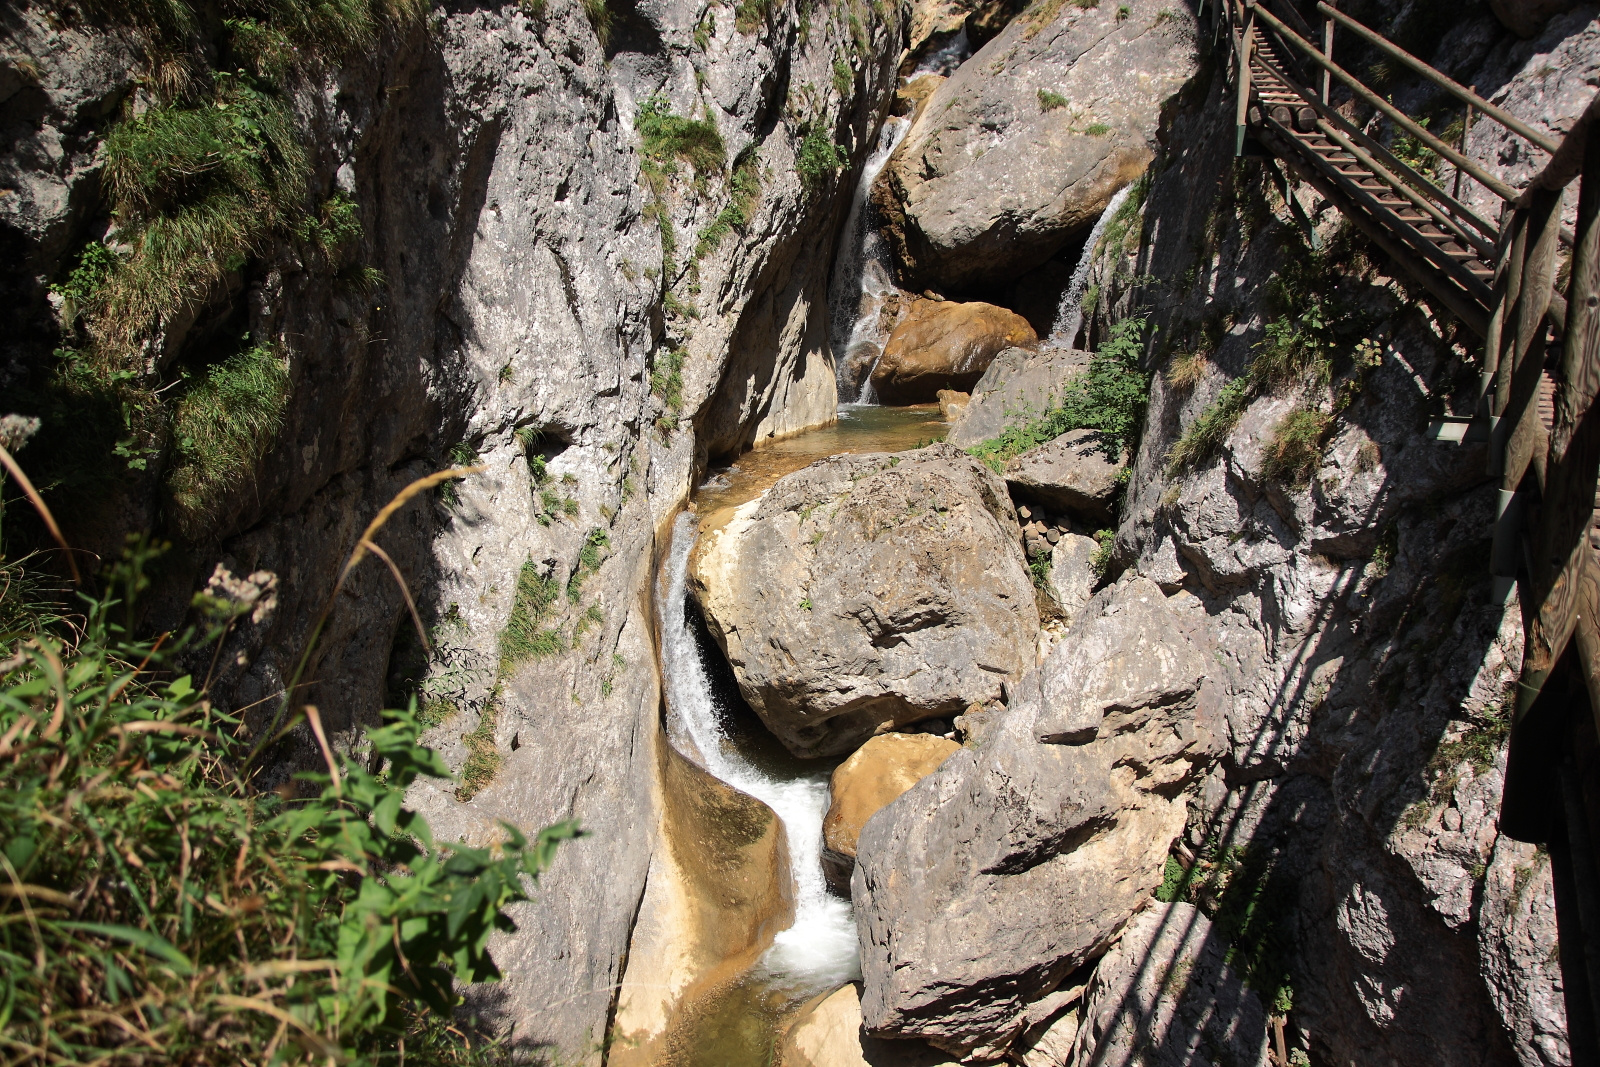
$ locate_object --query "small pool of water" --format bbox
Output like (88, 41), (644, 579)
(695, 404), (948, 535)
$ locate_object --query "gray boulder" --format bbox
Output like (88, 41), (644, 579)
(872, 0), (1199, 290)
(853, 577), (1218, 1057)
(1003, 429), (1126, 522)
(1047, 533), (1099, 623)
(1066, 902), (1271, 1067)
(690, 443), (1038, 758)
(947, 346), (1091, 448)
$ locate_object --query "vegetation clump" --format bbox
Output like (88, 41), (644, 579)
(166, 340), (292, 535)
(635, 96), (726, 178)
(969, 316), (1150, 473)
(695, 149), (762, 258)
(796, 124), (847, 192)
(0, 531), (574, 1066)
(1260, 407), (1332, 486)
(1037, 88), (1069, 111)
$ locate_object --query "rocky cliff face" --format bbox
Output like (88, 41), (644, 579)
(3, 0), (901, 1057)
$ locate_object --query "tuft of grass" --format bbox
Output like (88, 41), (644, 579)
(1038, 88), (1069, 111)
(636, 96), (726, 177)
(1166, 350), (1210, 391)
(833, 58), (854, 97)
(651, 346), (687, 429)
(500, 558), (564, 669)
(695, 148), (762, 257)
(969, 316), (1149, 473)
(1166, 377), (1249, 474)
(166, 340), (291, 536)
(566, 528), (611, 602)
(1260, 408), (1331, 486)
(734, 0), (775, 32)
(581, 0), (613, 45)
(458, 701), (503, 801)
(1083, 122), (1112, 136)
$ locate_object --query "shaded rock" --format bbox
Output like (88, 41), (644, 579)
(1066, 902), (1271, 1067)
(690, 443), (1038, 758)
(871, 299), (1037, 404)
(1046, 533), (1099, 623)
(1489, 0), (1582, 36)
(778, 984), (964, 1067)
(947, 346), (1091, 447)
(854, 577), (1217, 1056)
(1478, 837), (1569, 1066)
(1003, 429), (1127, 523)
(873, 0), (1200, 290)
(822, 732), (962, 892)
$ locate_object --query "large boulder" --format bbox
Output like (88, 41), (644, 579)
(1489, 0), (1581, 37)
(1067, 902), (1271, 1067)
(872, 0), (1200, 291)
(947, 346), (1090, 448)
(1002, 429), (1127, 522)
(853, 577), (1218, 1057)
(690, 444), (1038, 758)
(822, 732), (962, 892)
(1046, 532), (1098, 623)
(870, 299), (1037, 404)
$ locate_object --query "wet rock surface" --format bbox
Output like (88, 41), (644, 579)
(870, 298), (1037, 403)
(873, 0), (1200, 290)
(853, 577), (1218, 1057)
(691, 443), (1037, 758)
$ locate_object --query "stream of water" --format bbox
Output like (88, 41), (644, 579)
(652, 405), (948, 1065)
(1047, 183), (1134, 349)
(830, 117), (911, 404)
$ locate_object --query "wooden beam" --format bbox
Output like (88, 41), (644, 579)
(1555, 108), (1600, 461)
(1250, 5), (1521, 202)
(1317, 2), (1561, 156)
(1502, 188), (1564, 494)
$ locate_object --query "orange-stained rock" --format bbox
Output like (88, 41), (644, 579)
(870, 299), (1036, 404)
(822, 732), (961, 891)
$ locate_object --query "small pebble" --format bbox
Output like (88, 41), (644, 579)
(1045, 529), (1061, 545)
(1017, 505), (1034, 520)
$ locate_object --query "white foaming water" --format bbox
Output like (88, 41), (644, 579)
(912, 27), (971, 76)
(1049, 184), (1135, 349)
(829, 117), (911, 404)
(658, 512), (860, 988)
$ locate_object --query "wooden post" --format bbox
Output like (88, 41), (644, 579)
(1454, 106), (1475, 203)
(1237, 2), (1255, 157)
(1321, 3), (1334, 104)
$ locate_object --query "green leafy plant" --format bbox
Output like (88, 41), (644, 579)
(166, 340), (292, 536)
(833, 58), (854, 97)
(0, 526), (573, 1065)
(1083, 122), (1112, 136)
(969, 316), (1150, 473)
(1037, 88), (1068, 111)
(566, 528), (611, 601)
(651, 347), (687, 431)
(1166, 377), (1249, 474)
(734, 0), (775, 31)
(796, 124), (847, 192)
(1089, 528), (1115, 578)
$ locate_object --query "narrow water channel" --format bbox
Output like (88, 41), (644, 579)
(652, 404), (947, 1066)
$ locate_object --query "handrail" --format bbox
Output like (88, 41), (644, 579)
(1250, 4), (1520, 202)
(1317, 3), (1562, 158)
(1250, 47), (1501, 242)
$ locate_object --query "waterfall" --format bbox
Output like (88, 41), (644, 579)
(912, 27), (972, 76)
(1048, 183), (1135, 349)
(658, 512), (860, 988)
(829, 117), (911, 404)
